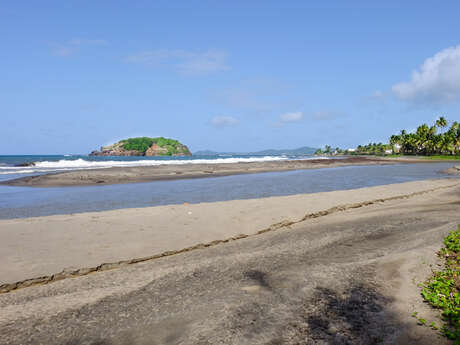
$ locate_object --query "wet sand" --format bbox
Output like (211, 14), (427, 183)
(0, 179), (459, 344)
(0, 156), (427, 187)
(0, 178), (458, 286)
(443, 165), (460, 175)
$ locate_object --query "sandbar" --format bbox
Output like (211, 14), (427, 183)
(0, 156), (431, 187)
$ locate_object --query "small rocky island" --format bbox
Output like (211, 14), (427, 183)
(90, 137), (192, 156)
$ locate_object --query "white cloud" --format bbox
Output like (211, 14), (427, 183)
(313, 111), (344, 120)
(68, 39), (108, 46)
(125, 49), (187, 64)
(280, 111), (303, 123)
(210, 116), (239, 128)
(272, 111), (304, 127)
(392, 45), (460, 105)
(210, 79), (298, 115)
(52, 46), (74, 57)
(371, 90), (386, 100)
(125, 49), (229, 75)
(273, 110), (343, 127)
(51, 38), (108, 56)
(373, 90), (384, 98)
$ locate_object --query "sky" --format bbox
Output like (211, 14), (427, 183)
(1, 1), (460, 154)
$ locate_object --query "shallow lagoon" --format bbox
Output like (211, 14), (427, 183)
(0, 162), (457, 219)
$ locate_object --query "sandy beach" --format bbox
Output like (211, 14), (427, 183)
(0, 156), (430, 187)
(4, 2), (460, 344)
(0, 178), (459, 344)
(0, 178), (457, 286)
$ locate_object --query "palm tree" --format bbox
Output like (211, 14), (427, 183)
(402, 133), (417, 154)
(446, 121), (460, 155)
(365, 117), (457, 156)
(439, 133), (453, 155)
(435, 116), (447, 129)
(389, 134), (401, 153)
(389, 135), (400, 145)
(415, 124), (431, 154)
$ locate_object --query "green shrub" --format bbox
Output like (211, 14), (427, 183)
(421, 226), (460, 343)
(120, 137), (155, 153)
(120, 137), (186, 155)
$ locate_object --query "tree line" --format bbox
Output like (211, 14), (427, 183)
(315, 117), (459, 156)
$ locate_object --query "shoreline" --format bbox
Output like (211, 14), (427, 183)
(1, 179), (459, 344)
(0, 156), (435, 187)
(1, 178), (458, 286)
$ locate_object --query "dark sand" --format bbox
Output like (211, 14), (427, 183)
(0, 180), (458, 344)
(1, 156), (429, 187)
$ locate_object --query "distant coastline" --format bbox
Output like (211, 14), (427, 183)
(193, 146), (317, 156)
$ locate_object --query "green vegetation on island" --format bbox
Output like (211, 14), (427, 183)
(415, 226), (460, 342)
(120, 137), (185, 155)
(120, 137), (156, 153)
(90, 137), (192, 156)
(316, 116), (460, 158)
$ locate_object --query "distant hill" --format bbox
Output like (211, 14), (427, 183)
(193, 150), (220, 156)
(193, 146), (318, 156)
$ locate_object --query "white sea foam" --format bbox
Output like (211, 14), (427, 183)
(0, 156), (301, 175)
(0, 156), (336, 176)
(34, 156), (288, 168)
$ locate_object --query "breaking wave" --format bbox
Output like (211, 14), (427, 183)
(0, 156), (297, 175)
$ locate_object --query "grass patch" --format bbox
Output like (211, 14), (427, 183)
(384, 154), (460, 160)
(420, 226), (460, 343)
(419, 155), (460, 160)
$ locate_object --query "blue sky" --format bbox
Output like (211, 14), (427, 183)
(1, 1), (460, 154)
